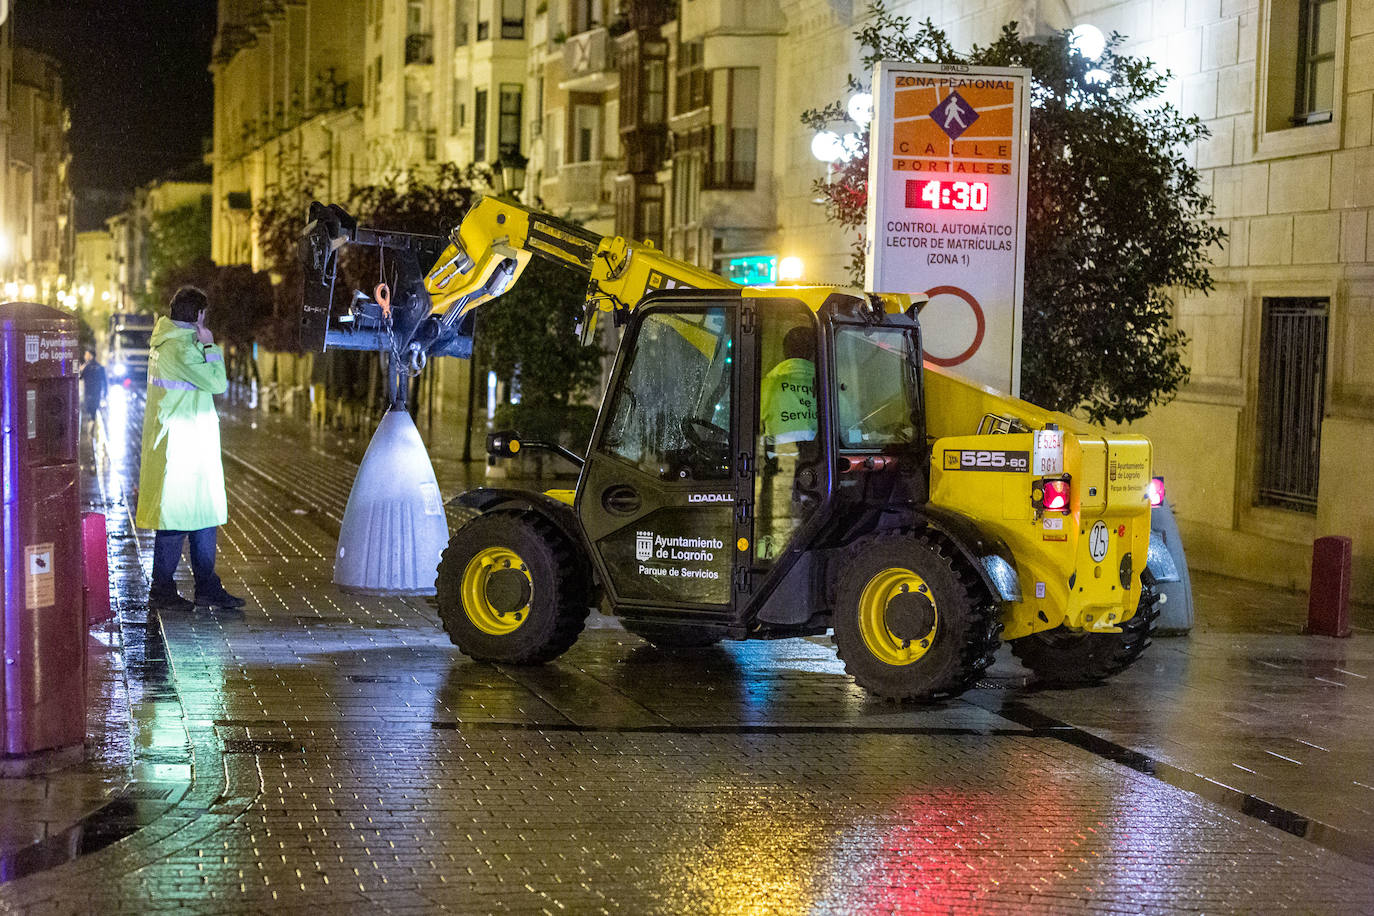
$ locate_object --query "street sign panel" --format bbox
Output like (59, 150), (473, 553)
(865, 62), (1030, 396)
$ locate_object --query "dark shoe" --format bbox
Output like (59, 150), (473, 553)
(149, 589), (194, 612)
(194, 588), (246, 610)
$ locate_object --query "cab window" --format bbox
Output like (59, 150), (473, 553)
(833, 326), (919, 448)
(601, 307), (732, 480)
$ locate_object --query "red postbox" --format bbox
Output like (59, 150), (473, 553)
(0, 302), (85, 772)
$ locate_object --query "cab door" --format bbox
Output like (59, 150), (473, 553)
(575, 298), (754, 622)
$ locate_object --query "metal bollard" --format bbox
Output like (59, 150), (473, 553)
(1305, 535), (1352, 638)
(83, 512), (112, 625)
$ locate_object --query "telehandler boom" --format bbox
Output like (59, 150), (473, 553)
(300, 196), (1161, 700)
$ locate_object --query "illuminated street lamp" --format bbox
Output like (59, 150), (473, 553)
(846, 91), (873, 127)
(1070, 24), (1106, 61)
(811, 130), (844, 163)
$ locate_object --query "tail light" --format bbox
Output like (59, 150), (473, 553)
(1147, 476), (1166, 507)
(1033, 477), (1071, 512)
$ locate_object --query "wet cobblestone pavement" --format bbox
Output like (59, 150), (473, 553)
(2, 388), (1373, 912)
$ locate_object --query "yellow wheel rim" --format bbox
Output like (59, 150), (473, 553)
(461, 547), (532, 635)
(857, 567), (939, 666)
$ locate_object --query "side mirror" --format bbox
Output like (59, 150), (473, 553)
(486, 429), (523, 459)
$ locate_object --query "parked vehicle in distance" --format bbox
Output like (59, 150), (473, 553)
(107, 313), (155, 386)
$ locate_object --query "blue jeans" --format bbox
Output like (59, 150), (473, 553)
(152, 527), (221, 596)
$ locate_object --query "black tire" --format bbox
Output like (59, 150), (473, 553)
(1009, 574), (1160, 686)
(832, 532), (1001, 702)
(435, 510), (591, 664)
(621, 620), (726, 648)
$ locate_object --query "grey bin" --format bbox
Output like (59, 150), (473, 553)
(1147, 499), (1194, 634)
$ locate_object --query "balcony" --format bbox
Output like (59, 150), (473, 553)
(557, 160), (611, 208)
(405, 33), (434, 65)
(561, 28), (616, 93)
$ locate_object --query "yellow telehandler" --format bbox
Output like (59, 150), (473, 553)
(299, 196), (1159, 701)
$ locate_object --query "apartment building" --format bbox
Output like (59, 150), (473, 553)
(5, 46), (74, 299)
(106, 178), (212, 313)
(212, 0), (1374, 594)
(210, 0), (368, 266)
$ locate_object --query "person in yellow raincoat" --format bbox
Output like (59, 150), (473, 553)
(135, 287), (246, 611)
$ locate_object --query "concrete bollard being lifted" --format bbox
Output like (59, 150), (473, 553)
(333, 408), (449, 596)
(1305, 535), (1352, 638)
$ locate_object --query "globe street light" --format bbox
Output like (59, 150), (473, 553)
(1069, 24), (1106, 61)
(811, 130), (844, 163)
(846, 92), (873, 127)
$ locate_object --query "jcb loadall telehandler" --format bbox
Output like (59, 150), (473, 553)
(300, 197), (1160, 701)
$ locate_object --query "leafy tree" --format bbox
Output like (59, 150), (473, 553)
(803, 5), (1224, 423)
(148, 255), (217, 315)
(141, 198), (212, 312)
(205, 263), (275, 350)
(253, 163), (601, 442)
(477, 255), (605, 445)
(254, 170), (327, 333)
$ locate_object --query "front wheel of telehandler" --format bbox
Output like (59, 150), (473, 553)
(832, 533), (1001, 702)
(435, 511), (591, 664)
(1009, 572), (1160, 686)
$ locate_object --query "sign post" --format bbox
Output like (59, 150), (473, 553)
(865, 62), (1030, 396)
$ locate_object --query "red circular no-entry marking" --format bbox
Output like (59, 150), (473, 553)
(921, 285), (985, 367)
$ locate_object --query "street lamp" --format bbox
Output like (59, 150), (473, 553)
(846, 92), (873, 127)
(1069, 24), (1106, 61)
(494, 152), (529, 201)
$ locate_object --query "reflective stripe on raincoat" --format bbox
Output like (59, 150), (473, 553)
(135, 317), (229, 531)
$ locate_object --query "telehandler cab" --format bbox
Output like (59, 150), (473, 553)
(299, 196), (1160, 701)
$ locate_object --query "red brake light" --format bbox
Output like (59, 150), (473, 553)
(1147, 476), (1166, 507)
(1041, 478), (1070, 512)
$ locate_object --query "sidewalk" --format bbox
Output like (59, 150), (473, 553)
(0, 390), (1370, 911)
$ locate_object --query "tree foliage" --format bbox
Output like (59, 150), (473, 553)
(249, 163), (602, 424)
(802, 4), (1225, 423)
(141, 198), (213, 312)
(477, 255), (604, 409)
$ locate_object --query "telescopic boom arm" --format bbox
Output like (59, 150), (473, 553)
(297, 196), (737, 366)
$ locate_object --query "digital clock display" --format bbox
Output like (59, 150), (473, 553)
(905, 180), (990, 211)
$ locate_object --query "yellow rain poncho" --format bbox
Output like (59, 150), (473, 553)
(135, 317), (229, 531)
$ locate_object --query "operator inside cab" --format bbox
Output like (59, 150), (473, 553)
(758, 323), (819, 560)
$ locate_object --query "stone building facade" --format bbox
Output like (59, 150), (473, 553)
(4, 45), (73, 300)
(211, 0), (1374, 594)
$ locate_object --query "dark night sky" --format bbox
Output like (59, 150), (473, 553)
(15, 0), (218, 230)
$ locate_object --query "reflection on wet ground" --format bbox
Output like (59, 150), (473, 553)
(2, 389), (1372, 911)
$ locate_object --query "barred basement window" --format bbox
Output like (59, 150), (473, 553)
(1257, 297), (1328, 513)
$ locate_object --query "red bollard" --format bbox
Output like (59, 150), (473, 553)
(1306, 535), (1352, 638)
(83, 512), (112, 625)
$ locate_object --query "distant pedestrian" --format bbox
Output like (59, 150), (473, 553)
(135, 286), (246, 611)
(79, 346), (107, 442)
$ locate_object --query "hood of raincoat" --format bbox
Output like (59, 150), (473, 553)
(135, 317), (229, 531)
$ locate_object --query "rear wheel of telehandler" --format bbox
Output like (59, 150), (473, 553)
(1009, 573), (1160, 686)
(621, 620), (726, 648)
(435, 511), (591, 664)
(832, 533), (1001, 702)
